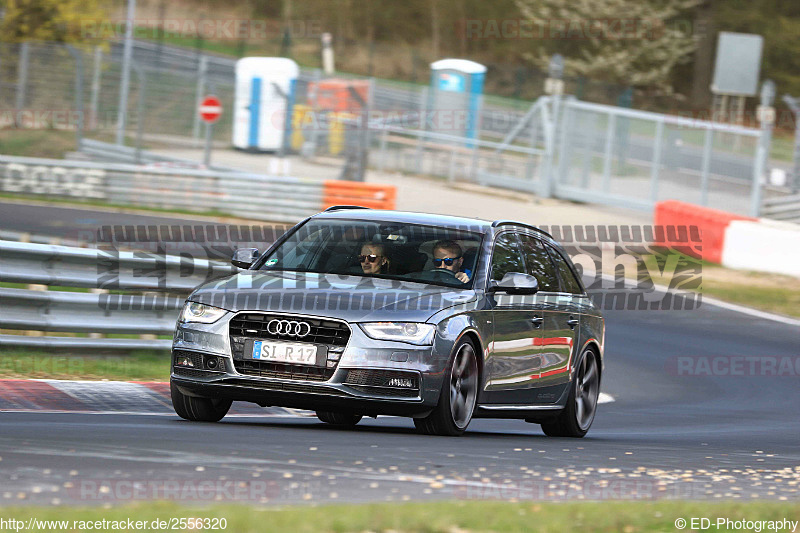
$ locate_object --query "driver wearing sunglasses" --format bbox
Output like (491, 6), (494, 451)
(433, 240), (471, 283)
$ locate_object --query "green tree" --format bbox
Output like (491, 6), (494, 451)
(513, 0), (700, 89)
(0, 0), (110, 43)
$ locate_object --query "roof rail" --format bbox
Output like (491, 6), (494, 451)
(491, 220), (555, 240)
(323, 205), (372, 213)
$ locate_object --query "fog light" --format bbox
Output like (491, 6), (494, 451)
(205, 357), (219, 370)
(387, 377), (414, 388)
(175, 356), (194, 367)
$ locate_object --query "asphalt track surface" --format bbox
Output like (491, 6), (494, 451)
(0, 200), (246, 254)
(0, 201), (224, 240)
(1, 202), (799, 505)
(2, 292), (799, 506)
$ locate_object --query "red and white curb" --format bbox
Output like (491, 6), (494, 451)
(0, 380), (304, 417)
(0, 379), (614, 414)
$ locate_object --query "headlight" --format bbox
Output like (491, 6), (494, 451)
(359, 322), (435, 345)
(180, 302), (227, 324)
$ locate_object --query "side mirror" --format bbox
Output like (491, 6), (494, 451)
(488, 272), (539, 295)
(231, 248), (259, 269)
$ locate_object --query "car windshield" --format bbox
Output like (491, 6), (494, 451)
(257, 219), (483, 288)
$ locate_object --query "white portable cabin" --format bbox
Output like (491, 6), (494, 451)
(232, 57), (299, 152)
(429, 59), (486, 140)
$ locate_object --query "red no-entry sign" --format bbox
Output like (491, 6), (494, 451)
(199, 95), (222, 123)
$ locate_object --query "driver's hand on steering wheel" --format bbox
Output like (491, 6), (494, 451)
(455, 271), (469, 283)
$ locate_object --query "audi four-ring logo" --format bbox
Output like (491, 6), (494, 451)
(267, 319), (312, 337)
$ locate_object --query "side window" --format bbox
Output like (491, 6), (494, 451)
(518, 234), (559, 292)
(545, 244), (583, 294)
(263, 226), (327, 270)
(490, 233), (526, 282)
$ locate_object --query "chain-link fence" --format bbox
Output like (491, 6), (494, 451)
(552, 97), (769, 216)
(1, 42), (86, 131)
(0, 40), (566, 154)
(0, 39), (616, 158)
(0, 39), (778, 217)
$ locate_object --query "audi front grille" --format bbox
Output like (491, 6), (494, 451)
(229, 313), (351, 381)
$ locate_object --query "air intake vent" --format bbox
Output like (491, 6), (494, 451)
(344, 369), (420, 397)
(233, 359), (333, 381)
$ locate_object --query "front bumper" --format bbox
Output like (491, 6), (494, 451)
(170, 315), (453, 415)
(171, 376), (435, 417)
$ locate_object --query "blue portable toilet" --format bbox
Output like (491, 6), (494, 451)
(429, 59), (486, 139)
(233, 57), (299, 152)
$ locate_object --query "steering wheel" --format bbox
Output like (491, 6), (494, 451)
(426, 268), (458, 279)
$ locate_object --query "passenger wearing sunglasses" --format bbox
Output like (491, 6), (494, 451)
(359, 243), (390, 275)
(433, 240), (471, 283)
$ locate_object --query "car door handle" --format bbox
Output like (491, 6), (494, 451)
(530, 317), (544, 326)
(567, 317), (579, 329)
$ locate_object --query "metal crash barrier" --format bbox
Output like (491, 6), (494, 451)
(0, 240), (236, 351)
(0, 155), (397, 223)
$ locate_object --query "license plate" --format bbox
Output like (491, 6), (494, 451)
(250, 340), (318, 365)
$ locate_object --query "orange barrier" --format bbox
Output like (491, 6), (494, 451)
(653, 200), (756, 263)
(309, 79), (371, 113)
(323, 181), (397, 211)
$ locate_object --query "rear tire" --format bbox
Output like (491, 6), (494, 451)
(415, 337), (479, 436)
(170, 380), (232, 422)
(316, 411), (362, 426)
(540, 348), (600, 438)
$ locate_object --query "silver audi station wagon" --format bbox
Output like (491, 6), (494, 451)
(170, 207), (605, 436)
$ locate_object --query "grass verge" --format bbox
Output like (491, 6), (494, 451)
(1, 500), (798, 532)
(701, 272), (800, 318)
(0, 350), (170, 381)
(631, 248), (800, 319)
(0, 130), (78, 159)
(0, 190), (235, 220)
(770, 132), (795, 163)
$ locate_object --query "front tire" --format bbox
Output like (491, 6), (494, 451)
(170, 380), (232, 422)
(316, 411), (362, 426)
(541, 348), (600, 438)
(415, 337), (479, 436)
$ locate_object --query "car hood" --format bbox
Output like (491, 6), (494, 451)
(189, 271), (478, 323)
